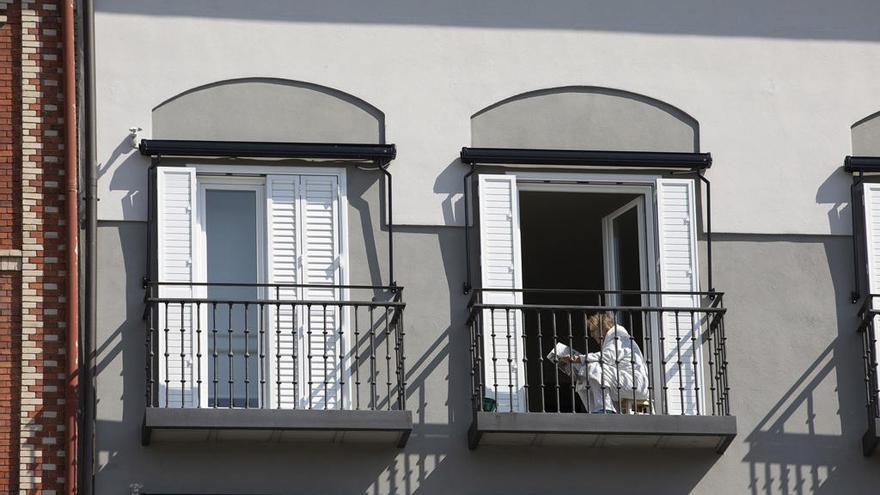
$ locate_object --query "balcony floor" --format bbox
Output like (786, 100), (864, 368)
(469, 412), (736, 453)
(142, 408), (413, 447)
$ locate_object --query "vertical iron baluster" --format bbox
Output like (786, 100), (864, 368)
(644, 307), (654, 416)
(521, 309), (530, 412)
(628, 311), (636, 408)
(385, 305), (392, 411)
(354, 306), (361, 410)
(195, 302), (202, 408)
(612, 312), (621, 413)
(674, 311), (684, 415)
(369, 306), (377, 410)
(567, 311), (576, 412)
(490, 309), (498, 411)
(307, 303), (313, 409)
(228, 303), (233, 408)
(339, 304), (345, 411)
(399, 306), (406, 411)
(659, 310), (668, 415)
(292, 302), (298, 410)
(720, 312), (730, 414)
(212, 303), (218, 408)
(599, 312), (606, 413)
(163, 303), (169, 407)
(707, 312), (718, 415)
(469, 312), (477, 410)
(537, 310), (545, 413)
(870, 317), (879, 419)
(146, 301), (154, 407)
(179, 302), (185, 408)
(275, 302), (281, 409)
(691, 311), (700, 416)
(582, 311), (590, 414)
(475, 307), (484, 409)
(871, 317), (879, 419)
(322, 304), (328, 410)
(244, 303), (250, 408)
(505, 308), (514, 412)
(258, 302), (265, 408)
(395, 305), (404, 410)
(551, 311), (560, 412)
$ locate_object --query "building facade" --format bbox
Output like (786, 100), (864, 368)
(87, 2), (880, 494)
(0, 1), (75, 493)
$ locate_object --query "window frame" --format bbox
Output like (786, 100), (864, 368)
(154, 163), (352, 410)
(478, 169), (705, 414)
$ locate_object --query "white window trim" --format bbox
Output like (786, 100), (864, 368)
(500, 169), (703, 414)
(194, 177), (267, 408)
(159, 164), (352, 410)
(187, 163), (351, 297)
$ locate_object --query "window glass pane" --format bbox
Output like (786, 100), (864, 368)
(205, 189), (260, 408)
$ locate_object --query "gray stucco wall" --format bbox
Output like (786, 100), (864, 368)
(853, 111), (880, 156)
(95, 212), (880, 493)
(153, 78), (385, 144)
(471, 87), (699, 152)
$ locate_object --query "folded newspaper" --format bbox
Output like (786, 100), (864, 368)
(546, 342), (585, 364)
(547, 342), (585, 380)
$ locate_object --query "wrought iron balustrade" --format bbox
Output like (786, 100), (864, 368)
(143, 282), (405, 412)
(858, 296), (880, 455)
(467, 289), (730, 417)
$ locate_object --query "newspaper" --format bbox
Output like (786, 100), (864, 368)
(546, 342), (586, 378)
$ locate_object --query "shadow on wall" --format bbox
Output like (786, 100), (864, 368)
(816, 109), (880, 238)
(734, 236), (880, 493)
(96, 0), (880, 41)
(96, 137), (142, 220)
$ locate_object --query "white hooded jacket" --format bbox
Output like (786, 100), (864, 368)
(571, 325), (650, 413)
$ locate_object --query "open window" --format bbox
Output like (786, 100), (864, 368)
(846, 156), (880, 456)
(475, 173), (704, 416)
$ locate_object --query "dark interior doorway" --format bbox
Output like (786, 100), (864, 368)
(518, 190), (648, 413)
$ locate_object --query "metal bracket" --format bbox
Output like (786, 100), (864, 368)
(852, 171), (865, 304)
(463, 164), (475, 294)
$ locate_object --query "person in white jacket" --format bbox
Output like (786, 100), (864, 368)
(561, 312), (650, 413)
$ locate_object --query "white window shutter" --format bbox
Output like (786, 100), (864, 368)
(266, 175), (300, 409)
(300, 175), (344, 410)
(477, 174), (526, 413)
(656, 178), (703, 415)
(156, 167), (198, 408)
(862, 183), (880, 398)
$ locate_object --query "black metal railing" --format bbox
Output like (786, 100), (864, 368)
(467, 289), (729, 417)
(858, 296), (880, 429)
(144, 282), (405, 412)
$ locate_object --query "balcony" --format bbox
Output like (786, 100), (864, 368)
(466, 289), (736, 452)
(141, 282), (411, 447)
(858, 297), (880, 456)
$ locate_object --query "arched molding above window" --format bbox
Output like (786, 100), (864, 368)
(471, 86), (699, 152)
(853, 111), (880, 156)
(152, 78), (385, 144)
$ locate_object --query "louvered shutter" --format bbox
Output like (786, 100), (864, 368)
(477, 175), (526, 413)
(267, 175), (300, 409)
(300, 175), (344, 410)
(861, 183), (880, 399)
(656, 178), (703, 415)
(156, 167), (198, 407)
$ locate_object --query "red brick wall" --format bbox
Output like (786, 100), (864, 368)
(0, 1), (22, 492)
(0, 0), (20, 251)
(0, 273), (21, 493)
(0, 1), (70, 493)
